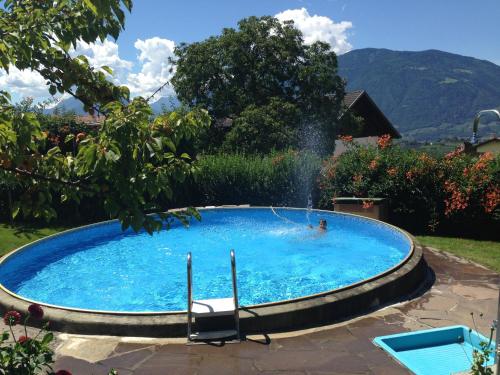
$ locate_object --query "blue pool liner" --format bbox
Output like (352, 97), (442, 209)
(0, 208), (411, 312)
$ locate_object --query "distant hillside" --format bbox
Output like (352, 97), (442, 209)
(338, 48), (500, 141)
(46, 95), (179, 115)
(44, 97), (86, 115)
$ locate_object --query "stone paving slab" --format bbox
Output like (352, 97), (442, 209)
(1, 247), (498, 374)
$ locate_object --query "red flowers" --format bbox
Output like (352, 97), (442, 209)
(377, 134), (392, 149)
(473, 152), (493, 171)
(483, 186), (500, 213)
(28, 303), (44, 320)
(18, 335), (30, 345)
(338, 135), (353, 144)
(3, 310), (22, 326)
(444, 145), (464, 160)
(443, 180), (469, 216)
(55, 371), (73, 375)
(362, 200), (374, 209)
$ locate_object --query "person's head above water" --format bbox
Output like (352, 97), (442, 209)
(319, 219), (327, 230)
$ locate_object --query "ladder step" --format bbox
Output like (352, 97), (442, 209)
(192, 298), (235, 317)
(189, 329), (238, 341)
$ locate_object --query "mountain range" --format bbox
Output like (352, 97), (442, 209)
(47, 48), (500, 141)
(337, 48), (500, 141)
(46, 95), (179, 116)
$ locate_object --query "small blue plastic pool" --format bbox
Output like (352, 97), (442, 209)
(0, 208), (411, 312)
(374, 326), (496, 375)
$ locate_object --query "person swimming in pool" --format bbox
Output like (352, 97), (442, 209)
(307, 219), (327, 231)
(319, 219), (327, 231)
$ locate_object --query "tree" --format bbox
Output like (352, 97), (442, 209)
(171, 16), (346, 153)
(0, 0), (210, 233)
(223, 98), (301, 153)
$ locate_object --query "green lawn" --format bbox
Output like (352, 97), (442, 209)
(0, 223), (70, 256)
(416, 236), (500, 273)
(1, 224), (498, 274)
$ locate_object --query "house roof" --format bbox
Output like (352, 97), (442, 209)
(474, 137), (499, 148)
(76, 114), (105, 127)
(464, 137), (499, 154)
(342, 90), (401, 138)
(343, 90), (365, 109)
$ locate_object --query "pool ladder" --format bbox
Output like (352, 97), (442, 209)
(187, 250), (240, 342)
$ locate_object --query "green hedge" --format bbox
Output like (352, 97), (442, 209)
(4, 132), (497, 240)
(318, 137), (499, 238)
(182, 151), (322, 207)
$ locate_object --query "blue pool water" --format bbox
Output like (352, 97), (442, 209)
(374, 326), (496, 375)
(0, 208), (411, 312)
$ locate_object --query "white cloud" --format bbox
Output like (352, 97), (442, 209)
(71, 39), (133, 85)
(275, 8), (353, 54)
(0, 67), (49, 98)
(0, 36), (176, 103)
(72, 39), (133, 71)
(0, 39), (134, 101)
(126, 37), (176, 99)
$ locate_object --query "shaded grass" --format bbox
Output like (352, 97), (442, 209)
(417, 236), (500, 273)
(0, 223), (69, 256)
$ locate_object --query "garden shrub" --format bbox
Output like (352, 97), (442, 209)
(3, 150), (322, 224)
(1, 304), (117, 374)
(318, 136), (499, 237)
(181, 150), (322, 207)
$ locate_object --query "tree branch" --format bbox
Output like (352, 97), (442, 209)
(146, 82), (170, 103)
(0, 165), (95, 192)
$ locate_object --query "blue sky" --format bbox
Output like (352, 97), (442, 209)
(1, 0), (499, 102)
(118, 0), (500, 64)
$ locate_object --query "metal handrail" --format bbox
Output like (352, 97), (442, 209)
(187, 252), (192, 339)
(187, 250), (240, 341)
(472, 109), (500, 144)
(230, 249), (240, 339)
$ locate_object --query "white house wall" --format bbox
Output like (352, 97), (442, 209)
(334, 136), (379, 157)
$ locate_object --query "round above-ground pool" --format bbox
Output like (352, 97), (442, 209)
(0, 207), (427, 336)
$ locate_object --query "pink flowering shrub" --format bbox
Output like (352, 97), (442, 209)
(318, 136), (499, 235)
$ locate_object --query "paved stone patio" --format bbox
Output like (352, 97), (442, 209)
(3, 247), (499, 374)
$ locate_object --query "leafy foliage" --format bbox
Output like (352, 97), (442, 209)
(0, 0), (211, 232)
(0, 0), (132, 111)
(470, 341), (494, 375)
(318, 137), (499, 236)
(1, 304), (118, 375)
(467, 312), (495, 375)
(1, 306), (55, 375)
(171, 16), (345, 153)
(0, 330), (54, 375)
